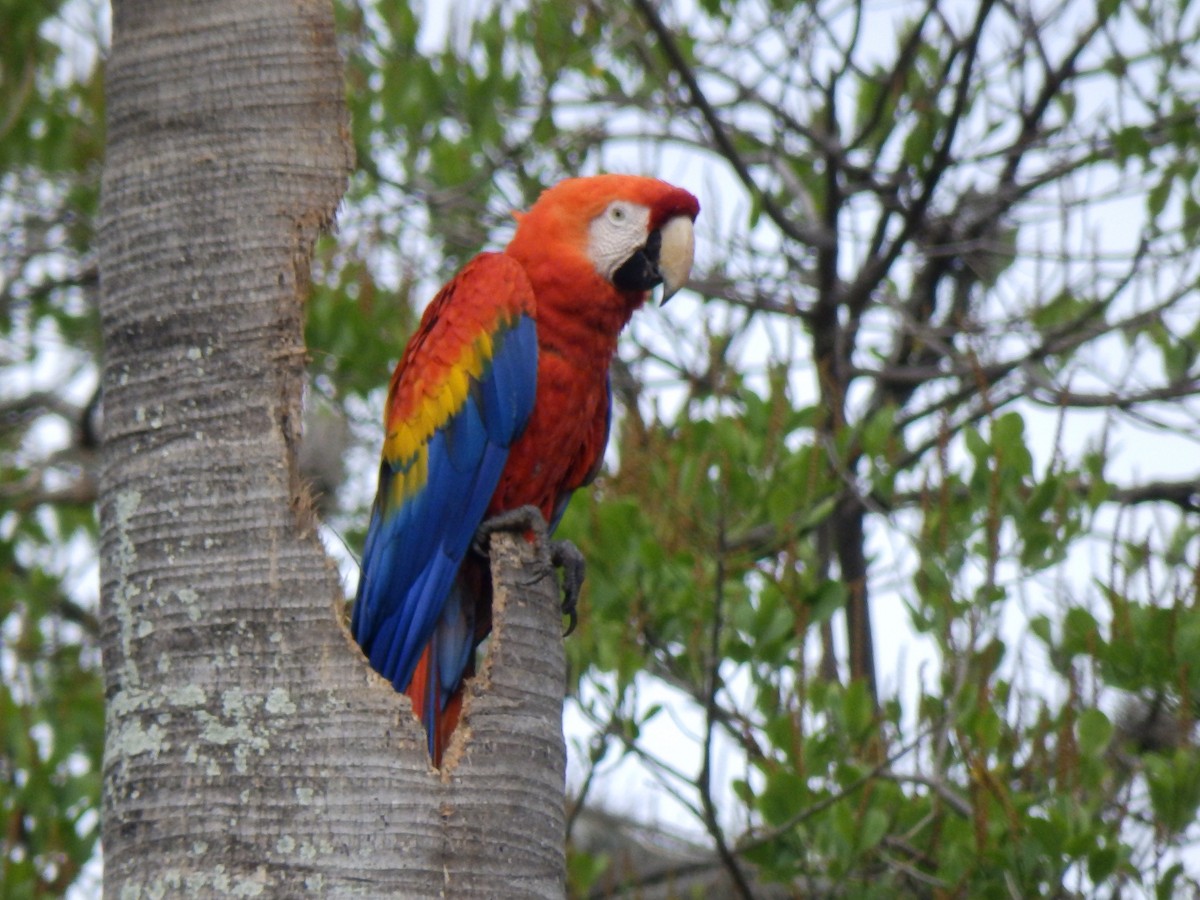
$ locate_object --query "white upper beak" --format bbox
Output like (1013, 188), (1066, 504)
(658, 216), (695, 304)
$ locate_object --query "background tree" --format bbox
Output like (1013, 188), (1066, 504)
(2, 1), (105, 892)
(4, 0), (1200, 896)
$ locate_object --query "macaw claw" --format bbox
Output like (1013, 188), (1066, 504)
(549, 538), (585, 636)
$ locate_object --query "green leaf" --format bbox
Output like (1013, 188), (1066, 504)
(860, 403), (897, 457)
(1031, 291), (1092, 332)
(566, 849), (610, 895)
(1148, 171), (1174, 220)
(1061, 607), (1101, 658)
(964, 425), (989, 462)
(1088, 844), (1119, 883)
(807, 579), (847, 625)
(842, 680), (874, 740)
(1077, 709), (1113, 758)
(1028, 814), (1065, 856)
(1029, 614), (1053, 647)
(1157, 864), (1185, 900)
(760, 769), (807, 826)
(1112, 125), (1152, 164)
(858, 807), (889, 852)
(1145, 750), (1200, 834)
(991, 411), (1025, 453)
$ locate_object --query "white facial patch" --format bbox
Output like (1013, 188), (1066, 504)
(587, 200), (653, 281)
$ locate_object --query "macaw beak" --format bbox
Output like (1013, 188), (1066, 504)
(657, 215), (695, 305)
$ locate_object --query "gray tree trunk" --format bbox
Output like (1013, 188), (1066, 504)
(97, 1), (566, 895)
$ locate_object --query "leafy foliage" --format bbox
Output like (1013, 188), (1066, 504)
(1, 1), (105, 894)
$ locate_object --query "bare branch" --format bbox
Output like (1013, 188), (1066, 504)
(632, 0), (834, 250)
(696, 508), (755, 900)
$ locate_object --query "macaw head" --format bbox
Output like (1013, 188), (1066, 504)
(506, 175), (700, 317)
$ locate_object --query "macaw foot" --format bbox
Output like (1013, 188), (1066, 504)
(471, 504), (547, 557)
(472, 505), (585, 636)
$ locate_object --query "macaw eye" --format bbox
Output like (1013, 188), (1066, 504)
(608, 204), (628, 223)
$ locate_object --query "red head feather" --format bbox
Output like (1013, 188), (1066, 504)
(509, 174), (699, 249)
(505, 175), (700, 336)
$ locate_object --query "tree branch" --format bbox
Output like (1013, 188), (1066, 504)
(632, 0), (834, 250)
(697, 506), (755, 900)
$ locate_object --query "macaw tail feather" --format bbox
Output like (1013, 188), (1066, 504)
(404, 577), (477, 765)
(405, 645), (470, 766)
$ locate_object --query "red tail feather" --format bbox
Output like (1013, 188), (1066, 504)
(404, 645), (466, 766)
(438, 691), (465, 763)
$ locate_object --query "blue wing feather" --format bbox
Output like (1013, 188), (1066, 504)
(352, 312), (538, 710)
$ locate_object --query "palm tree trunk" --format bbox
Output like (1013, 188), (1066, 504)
(98, 1), (566, 894)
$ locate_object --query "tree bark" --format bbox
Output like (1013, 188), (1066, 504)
(98, 1), (566, 895)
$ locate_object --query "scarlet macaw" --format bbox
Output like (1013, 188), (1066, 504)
(352, 175), (699, 763)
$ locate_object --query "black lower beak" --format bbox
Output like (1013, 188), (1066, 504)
(612, 229), (663, 294)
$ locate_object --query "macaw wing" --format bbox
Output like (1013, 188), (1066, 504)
(351, 253), (538, 692)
